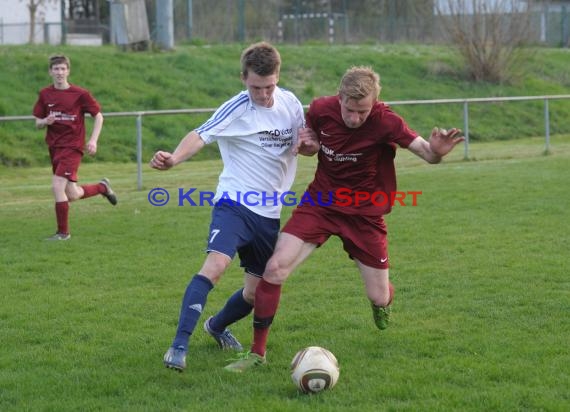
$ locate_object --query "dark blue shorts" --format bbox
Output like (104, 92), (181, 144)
(207, 202), (280, 277)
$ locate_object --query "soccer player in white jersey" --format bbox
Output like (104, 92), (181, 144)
(150, 42), (319, 372)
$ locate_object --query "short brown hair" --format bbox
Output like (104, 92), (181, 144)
(49, 54), (70, 69)
(338, 66), (381, 100)
(240, 42), (281, 79)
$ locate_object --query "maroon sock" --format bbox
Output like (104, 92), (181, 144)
(81, 183), (105, 199)
(251, 279), (282, 357)
(55, 201), (69, 234)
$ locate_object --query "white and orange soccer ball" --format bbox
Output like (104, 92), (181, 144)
(290, 346), (340, 393)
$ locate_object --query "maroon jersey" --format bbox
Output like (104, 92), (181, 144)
(33, 85), (101, 151)
(305, 95), (418, 216)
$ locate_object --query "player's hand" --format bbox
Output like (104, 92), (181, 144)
(44, 114), (56, 126)
(85, 140), (97, 156)
(429, 127), (464, 157)
(150, 151), (174, 170)
(294, 127), (320, 156)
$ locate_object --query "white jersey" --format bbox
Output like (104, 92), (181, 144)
(197, 87), (305, 218)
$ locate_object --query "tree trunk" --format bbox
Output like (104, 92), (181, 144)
(28, 0), (40, 44)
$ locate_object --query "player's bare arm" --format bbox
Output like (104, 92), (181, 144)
(85, 112), (104, 155)
(408, 127), (464, 164)
(294, 127), (320, 156)
(150, 130), (205, 170)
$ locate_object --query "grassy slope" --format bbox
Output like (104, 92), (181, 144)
(0, 44), (570, 166)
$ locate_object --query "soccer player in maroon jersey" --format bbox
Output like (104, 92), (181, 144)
(225, 66), (464, 371)
(33, 55), (117, 241)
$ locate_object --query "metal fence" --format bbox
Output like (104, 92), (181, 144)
(0, 21), (64, 45)
(162, 0), (570, 46)
(1, 1), (569, 46)
(2, 94), (569, 190)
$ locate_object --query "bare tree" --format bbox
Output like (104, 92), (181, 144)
(436, 0), (536, 82)
(23, 0), (58, 44)
(25, 0), (42, 43)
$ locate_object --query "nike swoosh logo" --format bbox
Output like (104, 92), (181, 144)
(380, 257), (388, 263)
(48, 104), (55, 107)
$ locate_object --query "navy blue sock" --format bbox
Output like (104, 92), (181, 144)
(209, 288), (253, 333)
(172, 274), (214, 350)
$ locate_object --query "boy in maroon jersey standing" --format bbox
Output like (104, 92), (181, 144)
(225, 66), (465, 371)
(33, 54), (117, 241)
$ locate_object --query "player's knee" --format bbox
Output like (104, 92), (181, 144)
(64, 185), (82, 201)
(66, 191), (81, 201)
(200, 254), (231, 283)
(263, 258), (290, 284)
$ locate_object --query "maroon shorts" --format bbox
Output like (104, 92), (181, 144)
(282, 204), (389, 269)
(49, 147), (82, 182)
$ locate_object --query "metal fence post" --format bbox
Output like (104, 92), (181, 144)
(61, 3), (66, 45)
(463, 100), (470, 160)
(136, 114), (143, 190)
(544, 98), (550, 154)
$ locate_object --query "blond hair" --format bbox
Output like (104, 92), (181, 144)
(338, 66), (381, 100)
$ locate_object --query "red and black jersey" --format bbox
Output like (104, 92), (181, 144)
(305, 95), (418, 216)
(33, 84), (101, 151)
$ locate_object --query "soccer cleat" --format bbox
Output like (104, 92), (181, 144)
(371, 304), (391, 330)
(372, 281), (394, 330)
(203, 316), (243, 351)
(163, 346), (187, 372)
(45, 232), (71, 241)
(224, 351), (266, 373)
(100, 178), (118, 206)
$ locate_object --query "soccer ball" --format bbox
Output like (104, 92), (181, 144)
(290, 346), (340, 393)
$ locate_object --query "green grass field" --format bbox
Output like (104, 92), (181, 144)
(1, 137), (569, 411)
